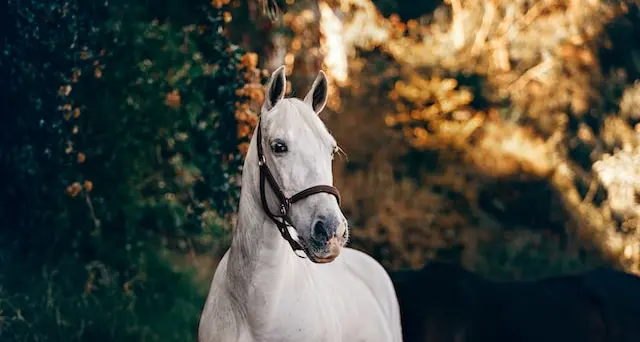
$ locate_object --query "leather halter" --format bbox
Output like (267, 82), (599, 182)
(255, 118), (342, 257)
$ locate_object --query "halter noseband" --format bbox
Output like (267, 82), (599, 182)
(256, 118), (342, 257)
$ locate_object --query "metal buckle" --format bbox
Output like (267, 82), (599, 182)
(280, 198), (290, 215)
(258, 155), (266, 166)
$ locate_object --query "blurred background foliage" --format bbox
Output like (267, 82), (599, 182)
(2, 0), (262, 340)
(1, 0), (640, 340)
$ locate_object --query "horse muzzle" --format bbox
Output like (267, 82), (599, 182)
(307, 219), (348, 263)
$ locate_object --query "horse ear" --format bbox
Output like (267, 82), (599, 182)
(262, 65), (287, 113)
(304, 70), (329, 115)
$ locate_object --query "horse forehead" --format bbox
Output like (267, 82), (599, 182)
(266, 99), (334, 143)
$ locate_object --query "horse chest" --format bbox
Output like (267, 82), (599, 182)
(247, 279), (392, 342)
(246, 288), (340, 341)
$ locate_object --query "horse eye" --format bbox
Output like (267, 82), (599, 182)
(271, 140), (288, 154)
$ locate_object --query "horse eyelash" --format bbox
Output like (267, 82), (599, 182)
(333, 145), (348, 161)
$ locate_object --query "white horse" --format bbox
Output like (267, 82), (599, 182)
(198, 65), (403, 342)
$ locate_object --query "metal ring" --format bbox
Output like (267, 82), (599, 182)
(293, 249), (307, 259)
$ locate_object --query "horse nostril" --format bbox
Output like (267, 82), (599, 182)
(313, 220), (329, 241)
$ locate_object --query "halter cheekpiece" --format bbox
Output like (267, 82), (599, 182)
(255, 118), (342, 258)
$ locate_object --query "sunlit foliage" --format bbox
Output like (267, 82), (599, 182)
(274, 0), (640, 275)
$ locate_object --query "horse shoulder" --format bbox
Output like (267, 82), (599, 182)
(341, 247), (403, 340)
(198, 252), (249, 342)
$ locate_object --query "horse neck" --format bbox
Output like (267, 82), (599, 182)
(226, 141), (300, 299)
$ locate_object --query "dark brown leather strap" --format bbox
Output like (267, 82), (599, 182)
(255, 118), (341, 256)
(289, 185), (341, 205)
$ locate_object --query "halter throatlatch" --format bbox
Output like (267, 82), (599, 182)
(256, 119), (341, 257)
